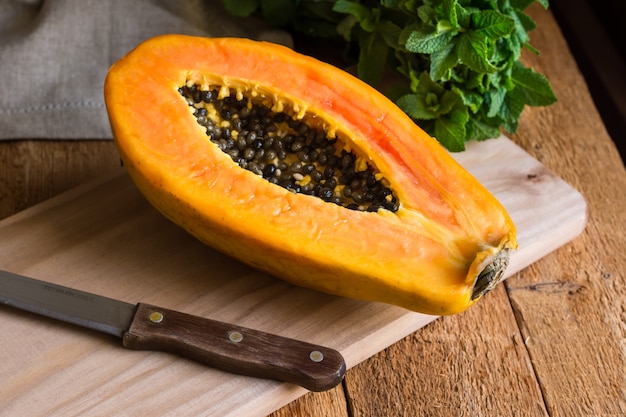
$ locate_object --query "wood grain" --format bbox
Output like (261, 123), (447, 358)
(123, 303), (347, 392)
(344, 285), (548, 417)
(279, 4), (626, 416)
(0, 137), (585, 416)
(0, 140), (120, 219)
(0, 5), (624, 417)
(502, 5), (626, 416)
(337, 4), (626, 417)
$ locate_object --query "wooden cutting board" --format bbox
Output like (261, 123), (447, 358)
(0, 136), (587, 417)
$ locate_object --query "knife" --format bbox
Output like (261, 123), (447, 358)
(0, 269), (346, 392)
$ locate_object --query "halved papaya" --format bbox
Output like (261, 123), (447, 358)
(104, 34), (517, 315)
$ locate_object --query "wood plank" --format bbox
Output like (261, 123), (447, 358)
(0, 133), (586, 416)
(344, 284), (549, 416)
(500, 5), (626, 416)
(0, 169), (433, 417)
(0, 140), (120, 219)
(0, 6), (622, 417)
(299, 5), (626, 416)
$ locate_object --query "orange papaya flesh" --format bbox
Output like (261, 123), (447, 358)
(104, 35), (517, 315)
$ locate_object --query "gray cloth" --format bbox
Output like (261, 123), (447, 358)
(0, 0), (291, 140)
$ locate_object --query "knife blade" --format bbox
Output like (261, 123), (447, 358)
(0, 269), (346, 392)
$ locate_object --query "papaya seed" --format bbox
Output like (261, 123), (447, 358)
(179, 84), (399, 213)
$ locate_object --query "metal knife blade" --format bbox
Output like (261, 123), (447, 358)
(0, 269), (346, 392)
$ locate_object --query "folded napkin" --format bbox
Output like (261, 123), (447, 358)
(0, 0), (291, 140)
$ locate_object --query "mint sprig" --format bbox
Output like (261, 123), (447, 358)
(221, 0), (557, 152)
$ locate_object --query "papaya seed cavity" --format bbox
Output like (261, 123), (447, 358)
(179, 83), (400, 213)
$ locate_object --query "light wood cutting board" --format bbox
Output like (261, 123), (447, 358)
(0, 136), (587, 417)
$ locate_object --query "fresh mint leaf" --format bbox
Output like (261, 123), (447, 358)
(405, 29), (457, 54)
(510, 0), (536, 9)
(512, 8), (537, 32)
(397, 71), (446, 119)
(457, 31), (498, 73)
(358, 31), (389, 86)
(430, 40), (458, 81)
(396, 71), (468, 150)
(333, 0), (379, 32)
(222, 0), (557, 152)
(486, 87), (507, 117)
(498, 92), (527, 132)
(381, 0), (404, 8)
(417, 5), (437, 24)
(336, 15), (359, 41)
(442, 0), (460, 28)
(397, 93), (438, 120)
(511, 61), (557, 106)
(467, 117), (502, 141)
(455, 87), (484, 112)
(259, 0), (295, 26)
(434, 104), (469, 152)
(455, 3), (472, 28)
(377, 20), (403, 48)
(333, 0), (370, 20)
(439, 89), (464, 115)
(290, 2), (344, 38)
(222, 0), (258, 17)
(471, 10), (515, 39)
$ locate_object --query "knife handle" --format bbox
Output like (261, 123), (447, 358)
(122, 303), (346, 392)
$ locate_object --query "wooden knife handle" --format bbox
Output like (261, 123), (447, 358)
(122, 303), (346, 391)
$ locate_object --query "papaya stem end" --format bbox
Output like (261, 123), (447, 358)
(471, 249), (510, 300)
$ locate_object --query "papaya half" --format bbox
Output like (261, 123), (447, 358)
(104, 34), (517, 315)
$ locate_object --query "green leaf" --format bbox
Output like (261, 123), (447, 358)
(507, 8), (531, 46)
(430, 40), (458, 81)
(333, 0), (379, 32)
(396, 71), (447, 119)
(455, 3), (472, 27)
(417, 5), (437, 24)
(457, 31), (498, 73)
(221, 0), (557, 153)
(455, 88), (484, 112)
(471, 10), (515, 39)
(467, 117), (501, 141)
(439, 90), (464, 114)
(511, 61), (557, 106)
(498, 91), (527, 132)
(509, 0), (536, 10)
(397, 93), (438, 120)
(358, 31), (389, 86)
(512, 8), (537, 32)
(396, 71), (468, 150)
(377, 20), (403, 48)
(333, 0), (369, 19)
(260, 0), (295, 26)
(222, 0), (258, 17)
(336, 15), (358, 40)
(441, 0), (459, 28)
(405, 29), (457, 54)
(486, 87), (506, 117)
(434, 105), (469, 152)
(291, 1), (345, 37)
(381, 0), (404, 8)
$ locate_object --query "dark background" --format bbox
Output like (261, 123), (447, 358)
(550, 0), (625, 163)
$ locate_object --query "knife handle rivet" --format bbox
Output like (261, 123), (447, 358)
(309, 350), (324, 363)
(149, 311), (164, 324)
(228, 331), (243, 343)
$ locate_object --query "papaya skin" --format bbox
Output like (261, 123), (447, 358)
(104, 34), (517, 315)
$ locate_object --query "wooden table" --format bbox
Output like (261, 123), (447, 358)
(1, 5), (624, 416)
